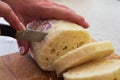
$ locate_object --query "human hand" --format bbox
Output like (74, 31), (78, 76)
(0, 1), (25, 30)
(0, 1), (26, 55)
(3, 0), (89, 27)
(2, 0), (89, 55)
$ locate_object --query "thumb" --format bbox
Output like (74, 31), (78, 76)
(0, 1), (25, 30)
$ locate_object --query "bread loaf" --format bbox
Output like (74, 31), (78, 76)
(53, 41), (114, 75)
(29, 20), (91, 71)
(63, 59), (120, 80)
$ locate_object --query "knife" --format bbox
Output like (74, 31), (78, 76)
(0, 23), (47, 42)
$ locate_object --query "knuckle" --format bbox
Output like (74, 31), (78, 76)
(0, 1), (13, 16)
(80, 16), (85, 22)
(2, 7), (13, 18)
(5, 7), (12, 15)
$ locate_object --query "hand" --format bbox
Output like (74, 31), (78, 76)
(0, 1), (25, 30)
(3, 0), (89, 27)
(2, 0), (89, 55)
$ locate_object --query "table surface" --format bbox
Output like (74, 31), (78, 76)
(0, 0), (120, 56)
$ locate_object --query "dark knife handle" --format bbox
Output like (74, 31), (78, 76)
(0, 23), (16, 38)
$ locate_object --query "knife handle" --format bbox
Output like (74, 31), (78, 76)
(0, 23), (16, 38)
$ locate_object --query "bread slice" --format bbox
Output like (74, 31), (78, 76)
(63, 59), (120, 80)
(29, 20), (91, 71)
(53, 41), (114, 75)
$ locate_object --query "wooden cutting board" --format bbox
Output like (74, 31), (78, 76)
(0, 53), (119, 80)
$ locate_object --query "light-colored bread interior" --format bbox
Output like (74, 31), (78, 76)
(30, 20), (91, 71)
(63, 59), (120, 80)
(54, 41), (114, 75)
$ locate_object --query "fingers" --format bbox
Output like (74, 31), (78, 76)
(0, 1), (25, 30)
(0, 1), (28, 54)
(34, 1), (89, 28)
(51, 7), (89, 28)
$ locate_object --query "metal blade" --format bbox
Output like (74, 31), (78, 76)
(16, 30), (47, 42)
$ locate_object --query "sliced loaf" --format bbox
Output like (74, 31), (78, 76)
(53, 41), (114, 75)
(29, 20), (91, 71)
(63, 59), (120, 80)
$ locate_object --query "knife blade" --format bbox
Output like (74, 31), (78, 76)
(0, 24), (47, 42)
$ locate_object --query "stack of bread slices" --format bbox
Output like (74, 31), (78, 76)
(29, 20), (120, 80)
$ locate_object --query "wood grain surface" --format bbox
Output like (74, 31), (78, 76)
(0, 53), (119, 80)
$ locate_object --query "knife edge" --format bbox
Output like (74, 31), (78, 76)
(16, 30), (47, 42)
(0, 23), (47, 42)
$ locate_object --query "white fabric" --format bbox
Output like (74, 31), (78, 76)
(0, 36), (19, 56)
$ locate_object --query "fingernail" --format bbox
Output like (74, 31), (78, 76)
(78, 17), (89, 28)
(19, 46), (25, 55)
(18, 22), (26, 30)
(84, 22), (90, 28)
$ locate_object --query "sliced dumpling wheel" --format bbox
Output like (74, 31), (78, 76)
(54, 41), (114, 75)
(63, 59), (120, 80)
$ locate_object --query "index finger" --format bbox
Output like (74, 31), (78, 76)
(0, 1), (25, 30)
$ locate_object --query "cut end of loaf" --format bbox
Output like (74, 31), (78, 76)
(37, 30), (91, 71)
(30, 20), (91, 71)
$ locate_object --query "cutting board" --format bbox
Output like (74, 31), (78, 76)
(0, 53), (119, 80)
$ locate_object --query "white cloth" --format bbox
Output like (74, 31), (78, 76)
(0, 36), (19, 56)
